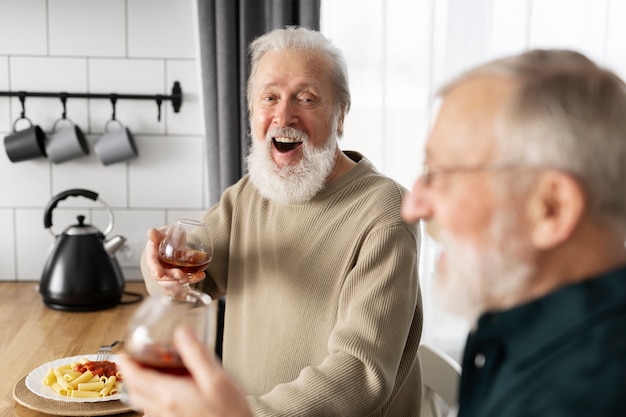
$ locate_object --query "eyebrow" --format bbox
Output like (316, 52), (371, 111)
(258, 79), (323, 92)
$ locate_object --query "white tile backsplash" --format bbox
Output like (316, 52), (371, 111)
(49, 0), (127, 57)
(9, 57), (89, 91)
(0, 0), (48, 55)
(93, 209), (166, 268)
(128, 135), (204, 208)
(1, 0), (207, 281)
(0, 209), (16, 281)
(0, 57), (9, 133)
(15, 208), (57, 281)
(0, 154), (51, 207)
(128, 0), (196, 59)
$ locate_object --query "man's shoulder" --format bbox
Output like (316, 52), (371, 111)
(353, 164), (408, 205)
(209, 174), (261, 213)
(222, 174), (256, 197)
(344, 151), (407, 194)
(469, 319), (626, 417)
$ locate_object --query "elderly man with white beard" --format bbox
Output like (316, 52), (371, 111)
(402, 49), (626, 416)
(121, 26), (422, 417)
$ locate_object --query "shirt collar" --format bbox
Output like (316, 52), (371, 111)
(472, 265), (626, 367)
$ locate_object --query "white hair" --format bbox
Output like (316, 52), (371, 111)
(439, 49), (626, 235)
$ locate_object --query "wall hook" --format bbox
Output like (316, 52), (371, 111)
(171, 81), (182, 113)
(110, 94), (118, 121)
(18, 92), (26, 119)
(60, 93), (68, 119)
(156, 95), (163, 122)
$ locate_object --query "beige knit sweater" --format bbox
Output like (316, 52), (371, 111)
(146, 152), (422, 416)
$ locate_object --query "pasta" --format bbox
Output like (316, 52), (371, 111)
(42, 358), (123, 399)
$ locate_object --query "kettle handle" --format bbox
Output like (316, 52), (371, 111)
(44, 189), (114, 236)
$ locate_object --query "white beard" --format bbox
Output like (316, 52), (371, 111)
(246, 126), (338, 205)
(431, 207), (536, 326)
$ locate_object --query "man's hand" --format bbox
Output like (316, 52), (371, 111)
(144, 227), (206, 287)
(118, 327), (252, 417)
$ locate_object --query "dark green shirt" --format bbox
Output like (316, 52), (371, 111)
(458, 266), (626, 417)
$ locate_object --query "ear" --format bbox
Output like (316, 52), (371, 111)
(336, 106), (346, 136)
(526, 170), (586, 249)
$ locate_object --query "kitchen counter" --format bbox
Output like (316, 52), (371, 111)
(0, 281), (148, 417)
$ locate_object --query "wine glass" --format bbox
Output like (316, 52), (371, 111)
(124, 286), (213, 376)
(122, 218), (215, 393)
(158, 218), (213, 289)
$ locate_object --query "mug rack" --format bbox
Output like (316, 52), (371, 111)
(0, 81), (182, 121)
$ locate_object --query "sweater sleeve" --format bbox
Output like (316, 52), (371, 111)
(246, 223), (421, 416)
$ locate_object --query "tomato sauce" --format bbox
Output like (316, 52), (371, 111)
(74, 360), (122, 381)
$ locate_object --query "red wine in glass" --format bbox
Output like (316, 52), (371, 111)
(159, 249), (212, 275)
(131, 343), (190, 376)
(158, 219), (214, 280)
(125, 286), (213, 377)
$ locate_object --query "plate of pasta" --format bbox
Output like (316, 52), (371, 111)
(25, 354), (123, 403)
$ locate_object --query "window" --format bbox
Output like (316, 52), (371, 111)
(321, 0), (626, 361)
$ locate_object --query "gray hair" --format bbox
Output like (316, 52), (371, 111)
(246, 26), (351, 123)
(440, 49), (626, 233)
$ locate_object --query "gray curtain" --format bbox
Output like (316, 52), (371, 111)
(197, 0), (321, 205)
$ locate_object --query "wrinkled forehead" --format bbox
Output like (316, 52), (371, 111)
(426, 75), (519, 165)
(254, 49), (334, 87)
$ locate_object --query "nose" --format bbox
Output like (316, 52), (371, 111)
(401, 176), (432, 224)
(273, 99), (298, 126)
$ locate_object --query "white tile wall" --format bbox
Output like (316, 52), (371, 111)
(0, 0), (206, 281)
(0, 156), (51, 207)
(49, 0), (127, 57)
(0, 57), (9, 133)
(15, 209), (57, 281)
(0, 209), (16, 281)
(0, 0), (48, 56)
(128, 135), (205, 208)
(128, 0), (197, 59)
(93, 208), (166, 272)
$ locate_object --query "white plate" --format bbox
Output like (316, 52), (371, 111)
(25, 354), (122, 403)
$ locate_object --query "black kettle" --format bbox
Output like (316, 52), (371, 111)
(40, 189), (126, 311)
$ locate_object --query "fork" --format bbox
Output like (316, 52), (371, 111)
(96, 340), (121, 361)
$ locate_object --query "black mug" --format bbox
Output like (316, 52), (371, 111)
(4, 117), (47, 163)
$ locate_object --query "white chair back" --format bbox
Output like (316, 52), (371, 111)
(419, 343), (462, 417)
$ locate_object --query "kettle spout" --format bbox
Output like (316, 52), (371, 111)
(104, 235), (126, 255)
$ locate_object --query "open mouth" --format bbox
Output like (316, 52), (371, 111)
(272, 137), (303, 153)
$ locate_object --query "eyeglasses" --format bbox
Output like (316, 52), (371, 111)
(420, 163), (518, 187)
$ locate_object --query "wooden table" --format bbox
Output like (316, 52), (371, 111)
(0, 282), (148, 417)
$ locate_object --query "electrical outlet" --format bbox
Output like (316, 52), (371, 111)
(116, 240), (142, 268)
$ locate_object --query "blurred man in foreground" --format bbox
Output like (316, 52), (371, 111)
(402, 49), (626, 416)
